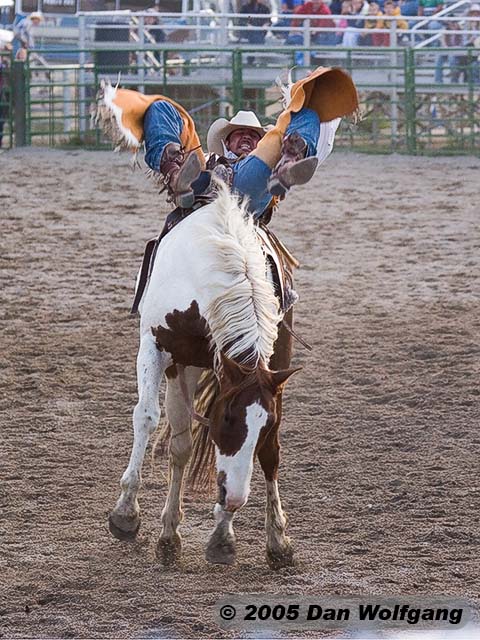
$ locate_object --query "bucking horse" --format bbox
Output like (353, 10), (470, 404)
(94, 67), (359, 568)
(108, 184), (300, 568)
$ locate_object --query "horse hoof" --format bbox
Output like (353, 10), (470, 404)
(266, 544), (294, 570)
(156, 535), (182, 565)
(108, 512), (140, 541)
(206, 539), (236, 565)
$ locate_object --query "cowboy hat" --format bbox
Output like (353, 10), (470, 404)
(207, 110), (268, 155)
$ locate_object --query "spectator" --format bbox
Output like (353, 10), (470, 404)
(330, 0), (344, 15)
(381, 0), (408, 44)
(360, 2), (385, 45)
(335, 0), (352, 43)
(418, 0), (443, 39)
(342, 0), (369, 46)
(398, 0), (419, 18)
(289, 0), (336, 45)
(458, 4), (480, 83)
(0, 0), (14, 28)
(12, 11), (43, 61)
(145, 9), (165, 43)
(464, 3), (480, 46)
(418, 0), (442, 18)
(144, 8), (166, 62)
(435, 19), (465, 83)
(276, 1), (293, 39)
(240, 0), (271, 45)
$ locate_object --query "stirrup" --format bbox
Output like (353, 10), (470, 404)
(268, 156), (318, 198)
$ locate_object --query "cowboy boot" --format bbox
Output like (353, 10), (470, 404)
(160, 142), (202, 209)
(267, 132), (318, 198)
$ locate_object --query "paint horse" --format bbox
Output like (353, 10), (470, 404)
(108, 185), (300, 567)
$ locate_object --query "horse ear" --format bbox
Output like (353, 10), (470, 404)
(270, 366), (302, 390)
(219, 353), (244, 384)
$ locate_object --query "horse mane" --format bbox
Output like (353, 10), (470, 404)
(153, 185), (281, 491)
(202, 184), (281, 371)
(187, 187), (281, 490)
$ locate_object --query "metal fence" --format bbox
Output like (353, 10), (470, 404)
(5, 44), (480, 154)
(0, 51), (12, 150)
(31, 9), (480, 54)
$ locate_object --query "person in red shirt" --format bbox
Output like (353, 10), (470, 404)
(289, 0), (336, 44)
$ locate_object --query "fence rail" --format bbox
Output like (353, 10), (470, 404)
(3, 44), (480, 154)
(30, 9), (480, 51)
(0, 51), (13, 150)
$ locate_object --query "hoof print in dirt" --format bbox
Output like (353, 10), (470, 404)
(108, 513), (140, 541)
(156, 536), (182, 565)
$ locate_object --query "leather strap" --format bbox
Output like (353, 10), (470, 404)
(130, 238), (158, 315)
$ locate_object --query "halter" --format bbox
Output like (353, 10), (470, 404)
(176, 361), (271, 429)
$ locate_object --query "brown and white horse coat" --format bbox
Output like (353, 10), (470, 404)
(109, 185), (299, 567)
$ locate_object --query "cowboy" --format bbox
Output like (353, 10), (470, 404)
(206, 106), (337, 221)
(141, 99), (321, 218)
(94, 67), (358, 315)
(12, 11), (43, 60)
(94, 66), (359, 218)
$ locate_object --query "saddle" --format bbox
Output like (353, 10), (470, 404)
(130, 207), (299, 316)
(256, 222), (299, 311)
(130, 203), (199, 315)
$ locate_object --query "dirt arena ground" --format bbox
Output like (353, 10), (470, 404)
(1, 149), (479, 639)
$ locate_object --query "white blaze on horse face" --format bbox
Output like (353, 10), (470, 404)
(216, 401), (268, 512)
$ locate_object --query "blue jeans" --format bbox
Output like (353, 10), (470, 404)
(144, 100), (184, 171)
(233, 108), (320, 217)
(435, 54), (463, 84)
(143, 101), (321, 217)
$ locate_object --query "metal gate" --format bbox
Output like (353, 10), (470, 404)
(0, 51), (12, 150)
(15, 45), (480, 154)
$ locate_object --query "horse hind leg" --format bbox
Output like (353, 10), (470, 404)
(156, 366), (202, 564)
(109, 333), (170, 540)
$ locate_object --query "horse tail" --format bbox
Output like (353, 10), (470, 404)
(188, 370), (218, 491)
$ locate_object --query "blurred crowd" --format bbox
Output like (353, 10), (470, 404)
(237, 0), (480, 81)
(1, 1), (479, 89)
(238, 0), (480, 50)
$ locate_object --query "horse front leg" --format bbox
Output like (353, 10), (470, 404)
(109, 333), (170, 540)
(156, 366), (202, 564)
(206, 439), (253, 565)
(205, 496), (237, 566)
(257, 396), (294, 569)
